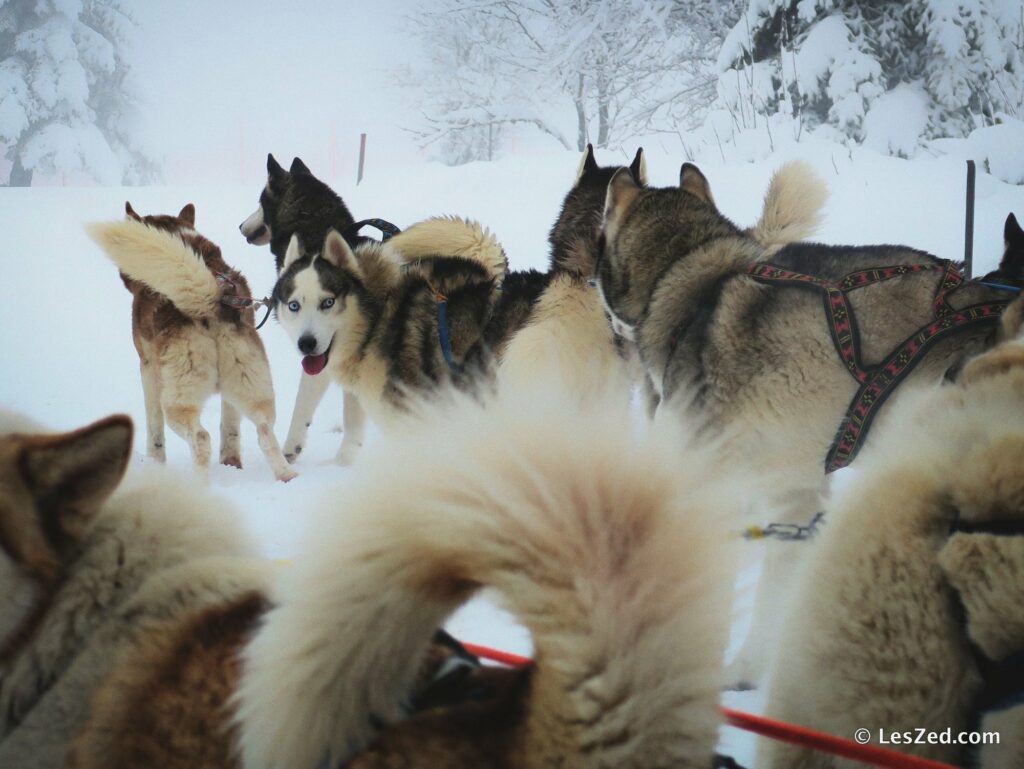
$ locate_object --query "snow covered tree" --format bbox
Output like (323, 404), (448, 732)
(403, 0), (742, 164)
(0, 0), (158, 186)
(718, 0), (1024, 150)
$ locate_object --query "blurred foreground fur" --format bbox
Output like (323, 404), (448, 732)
(760, 298), (1024, 769)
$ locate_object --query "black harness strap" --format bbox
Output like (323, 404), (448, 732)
(746, 260), (1010, 472)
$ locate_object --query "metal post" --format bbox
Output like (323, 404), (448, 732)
(357, 133), (367, 186)
(964, 160), (976, 278)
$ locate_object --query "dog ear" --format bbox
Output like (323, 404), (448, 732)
(1000, 213), (1024, 280)
(18, 415), (133, 551)
(629, 147), (647, 186)
(268, 153), (286, 181)
(178, 204), (196, 226)
(679, 163), (715, 205)
(283, 234), (305, 270)
(604, 167), (641, 224)
(124, 202), (141, 221)
(576, 144), (598, 182)
(1005, 213), (1024, 250)
(290, 157), (311, 175)
(322, 230), (361, 276)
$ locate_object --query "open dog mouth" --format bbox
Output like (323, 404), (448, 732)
(301, 340), (333, 376)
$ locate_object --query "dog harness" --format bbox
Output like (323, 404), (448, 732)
(746, 260), (1011, 472)
(215, 272), (274, 329)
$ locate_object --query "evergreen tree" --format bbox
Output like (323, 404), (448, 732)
(719, 0), (1024, 144)
(0, 0), (158, 186)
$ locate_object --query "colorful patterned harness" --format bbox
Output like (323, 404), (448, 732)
(745, 260), (1010, 472)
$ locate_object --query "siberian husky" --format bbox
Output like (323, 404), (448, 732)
(760, 298), (1024, 769)
(87, 204), (296, 482)
(240, 154), (376, 465)
(0, 413), (484, 768)
(598, 161), (1014, 685)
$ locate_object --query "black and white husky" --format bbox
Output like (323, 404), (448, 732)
(240, 154), (379, 465)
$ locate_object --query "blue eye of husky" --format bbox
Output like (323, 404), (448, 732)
(320, 297), (335, 310)
(287, 301), (300, 312)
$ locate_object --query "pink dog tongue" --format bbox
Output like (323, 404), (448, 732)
(302, 353), (327, 376)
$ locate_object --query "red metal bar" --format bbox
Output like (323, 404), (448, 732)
(462, 641), (962, 769)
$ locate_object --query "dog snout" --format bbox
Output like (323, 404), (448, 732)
(298, 335), (318, 355)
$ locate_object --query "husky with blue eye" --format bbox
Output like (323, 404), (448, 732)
(272, 216), (508, 422)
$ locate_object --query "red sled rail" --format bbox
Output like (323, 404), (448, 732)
(462, 641), (961, 769)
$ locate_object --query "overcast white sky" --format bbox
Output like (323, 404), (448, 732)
(131, 1), (424, 185)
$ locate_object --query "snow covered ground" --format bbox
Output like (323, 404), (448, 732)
(1, 140), (1022, 765)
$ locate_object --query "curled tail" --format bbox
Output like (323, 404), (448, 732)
(86, 219), (221, 319)
(749, 160), (829, 254)
(236, 385), (739, 769)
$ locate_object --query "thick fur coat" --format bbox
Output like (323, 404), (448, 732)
(87, 204), (295, 481)
(759, 303), (1024, 769)
(236, 380), (743, 769)
(0, 414), (268, 769)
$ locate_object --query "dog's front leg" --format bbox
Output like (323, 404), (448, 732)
(335, 391), (366, 466)
(283, 372), (330, 463)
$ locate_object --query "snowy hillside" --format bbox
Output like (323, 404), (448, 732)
(1, 141), (1022, 766)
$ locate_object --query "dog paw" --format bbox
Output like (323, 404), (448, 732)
(221, 455), (242, 469)
(277, 468), (299, 483)
(284, 445), (302, 463)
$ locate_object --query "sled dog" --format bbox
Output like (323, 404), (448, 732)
(87, 203), (295, 481)
(0, 412), (269, 769)
(598, 161), (1012, 683)
(0, 414), (483, 769)
(236, 381), (741, 769)
(497, 145), (647, 399)
(240, 154), (372, 465)
(759, 299), (1024, 769)
(272, 217), (508, 422)
(979, 212), (1024, 287)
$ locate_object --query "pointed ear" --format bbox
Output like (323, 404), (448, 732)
(283, 234), (305, 270)
(629, 147), (647, 186)
(20, 415), (132, 548)
(679, 163), (715, 205)
(124, 201), (141, 221)
(576, 144), (598, 182)
(268, 153), (286, 180)
(290, 157), (311, 175)
(1006, 213), (1023, 245)
(322, 230), (360, 276)
(178, 203), (196, 226)
(604, 167), (641, 224)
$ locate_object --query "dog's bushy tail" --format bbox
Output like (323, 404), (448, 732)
(86, 219), (221, 319)
(235, 384), (739, 769)
(383, 215), (508, 282)
(750, 160), (829, 253)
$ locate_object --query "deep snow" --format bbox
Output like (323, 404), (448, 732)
(1, 141), (1022, 766)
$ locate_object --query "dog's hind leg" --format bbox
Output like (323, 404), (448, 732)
(335, 391), (366, 466)
(218, 332), (296, 482)
(220, 400), (242, 468)
(139, 353), (166, 461)
(230, 395), (296, 483)
(283, 371), (329, 463)
(164, 404), (212, 480)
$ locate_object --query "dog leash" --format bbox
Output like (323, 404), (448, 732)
(424, 280), (462, 373)
(743, 511), (825, 542)
(215, 272), (273, 329)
